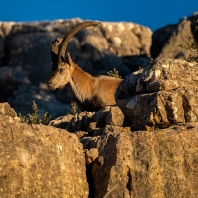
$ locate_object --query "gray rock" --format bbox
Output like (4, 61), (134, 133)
(116, 59), (198, 130)
(153, 12), (198, 60)
(0, 66), (30, 102)
(8, 84), (70, 118)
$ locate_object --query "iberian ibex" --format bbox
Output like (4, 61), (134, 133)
(48, 21), (122, 112)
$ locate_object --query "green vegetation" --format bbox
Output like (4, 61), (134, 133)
(107, 68), (121, 78)
(68, 101), (79, 115)
(178, 19), (198, 63)
(19, 101), (51, 125)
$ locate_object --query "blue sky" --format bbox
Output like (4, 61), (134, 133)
(0, 0), (197, 31)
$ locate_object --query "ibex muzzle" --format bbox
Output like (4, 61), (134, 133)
(48, 21), (122, 111)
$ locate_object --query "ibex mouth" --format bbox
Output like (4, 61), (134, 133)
(47, 83), (57, 91)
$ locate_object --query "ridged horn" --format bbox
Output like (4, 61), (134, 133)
(58, 21), (101, 63)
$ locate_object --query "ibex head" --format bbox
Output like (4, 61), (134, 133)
(48, 21), (101, 91)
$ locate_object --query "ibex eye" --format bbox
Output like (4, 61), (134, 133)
(60, 68), (65, 73)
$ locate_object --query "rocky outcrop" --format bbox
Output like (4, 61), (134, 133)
(151, 12), (198, 60)
(1, 13), (198, 117)
(0, 103), (89, 197)
(1, 96), (198, 198)
(116, 59), (198, 130)
(8, 84), (70, 118)
(51, 59), (198, 132)
(0, 18), (151, 84)
(1, 13), (198, 198)
(82, 123), (198, 198)
(50, 106), (125, 136)
(0, 18), (152, 117)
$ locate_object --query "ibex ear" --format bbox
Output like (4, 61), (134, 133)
(51, 38), (63, 66)
(67, 52), (74, 66)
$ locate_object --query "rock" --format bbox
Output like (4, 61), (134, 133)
(121, 55), (151, 72)
(106, 106), (124, 126)
(8, 84), (70, 118)
(100, 22), (152, 57)
(49, 114), (74, 128)
(88, 122), (98, 131)
(0, 102), (20, 123)
(153, 12), (198, 60)
(75, 131), (89, 139)
(91, 125), (131, 137)
(126, 90), (198, 130)
(150, 24), (177, 59)
(116, 59), (198, 130)
(84, 148), (99, 165)
(93, 106), (124, 128)
(82, 124), (198, 198)
(0, 66), (30, 102)
(0, 103), (89, 197)
(4, 32), (60, 86)
(0, 18), (152, 116)
(94, 106), (111, 127)
(49, 106), (125, 134)
(117, 59), (198, 100)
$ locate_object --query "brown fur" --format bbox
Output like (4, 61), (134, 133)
(47, 21), (122, 112)
(48, 53), (122, 111)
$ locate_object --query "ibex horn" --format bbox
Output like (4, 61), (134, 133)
(58, 21), (101, 63)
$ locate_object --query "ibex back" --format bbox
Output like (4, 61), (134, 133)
(48, 21), (122, 112)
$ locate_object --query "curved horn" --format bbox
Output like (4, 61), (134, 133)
(58, 21), (101, 63)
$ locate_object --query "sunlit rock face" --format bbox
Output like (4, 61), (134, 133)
(116, 59), (198, 130)
(0, 102), (89, 197)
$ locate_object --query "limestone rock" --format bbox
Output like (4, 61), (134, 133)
(8, 84), (70, 118)
(152, 12), (198, 60)
(84, 148), (99, 165)
(116, 59), (198, 130)
(126, 90), (198, 130)
(150, 24), (177, 59)
(0, 102), (17, 117)
(117, 59), (198, 100)
(4, 32), (59, 86)
(50, 106), (125, 134)
(0, 103), (89, 197)
(100, 22), (152, 57)
(0, 66), (30, 102)
(106, 106), (124, 126)
(82, 124), (198, 198)
(0, 102), (20, 123)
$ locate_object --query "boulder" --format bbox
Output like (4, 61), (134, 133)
(116, 59), (198, 130)
(0, 102), (89, 197)
(150, 24), (177, 59)
(8, 84), (70, 118)
(100, 22), (152, 57)
(50, 106), (125, 134)
(81, 124), (198, 198)
(152, 12), (198, 60)
(0, 66), (29, 102)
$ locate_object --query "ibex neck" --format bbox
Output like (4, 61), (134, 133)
(69, 65), (93, 102)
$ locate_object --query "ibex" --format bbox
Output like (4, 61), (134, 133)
(48, 21), (122, 112)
